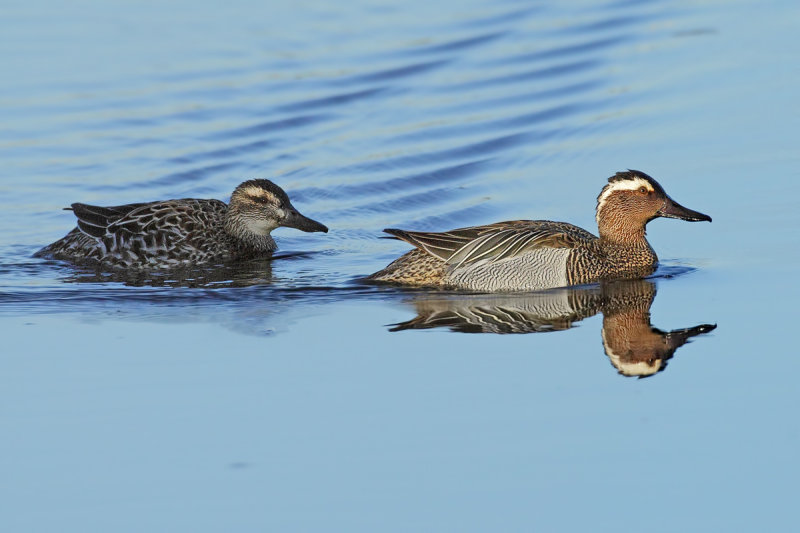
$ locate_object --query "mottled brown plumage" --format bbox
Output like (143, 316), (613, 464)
(369, 170), (711, 291)
(35, 179), (328, 269)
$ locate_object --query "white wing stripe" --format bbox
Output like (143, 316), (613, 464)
(452, 230), (519, 268)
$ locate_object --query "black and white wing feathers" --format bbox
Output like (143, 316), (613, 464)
(384, 221), (595, 267)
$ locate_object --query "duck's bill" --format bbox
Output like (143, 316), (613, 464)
(657, 197), (712, 222)
(283, 209), (329, 233)
(664, 323), (717, 349)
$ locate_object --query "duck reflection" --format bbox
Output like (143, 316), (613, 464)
(55, 255), (283, 288)
(390, 279), (715, 377)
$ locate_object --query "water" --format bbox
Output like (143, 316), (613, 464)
(2, 0), (799, 530)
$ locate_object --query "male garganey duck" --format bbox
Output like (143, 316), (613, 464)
(368, 170), (711, 291)
(35, 179), (328, 268)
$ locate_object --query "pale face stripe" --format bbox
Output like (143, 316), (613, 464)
(596, 177), (654, 225)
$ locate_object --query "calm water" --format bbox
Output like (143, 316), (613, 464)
(2, 0), (799, 531)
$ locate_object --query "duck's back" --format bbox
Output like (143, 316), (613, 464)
(370, 220), (598, 291)
(36, 198), (231, 268)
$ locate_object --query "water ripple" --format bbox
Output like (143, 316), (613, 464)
(208, 114), (334, 141)
(277, 87), (390, 112)
(401, 31), (507, 56)
(337, 59), (452, 85)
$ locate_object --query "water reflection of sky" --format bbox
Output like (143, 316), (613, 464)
(2, 0), (800, 531)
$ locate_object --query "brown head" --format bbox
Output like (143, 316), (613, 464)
(595, 170), (711, 244)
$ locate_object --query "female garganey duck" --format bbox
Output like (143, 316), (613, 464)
(35, 179), (328, 268)
(368, 170), (711, 291)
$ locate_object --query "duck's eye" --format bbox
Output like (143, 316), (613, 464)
(638, 186), (647, 194)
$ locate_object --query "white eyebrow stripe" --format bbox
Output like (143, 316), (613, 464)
(596, 177), (654, 225)
(242, 186), (270, 197)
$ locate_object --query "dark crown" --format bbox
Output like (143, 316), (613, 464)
(232, 179), (291, 205)
(606, 169), (666, 196)
(608, 169), (655, 184)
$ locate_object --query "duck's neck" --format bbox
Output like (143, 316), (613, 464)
(223, 208), (277, 253)
(594, 210), (657, 275)
(596, 209), (649, 248)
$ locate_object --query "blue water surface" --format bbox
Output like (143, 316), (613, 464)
(1, 0), (799, 531)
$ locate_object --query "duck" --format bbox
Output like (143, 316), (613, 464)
(388, 278), (716, 377)
(35, 179), (328, 269)
(368, 170), (711, 291)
